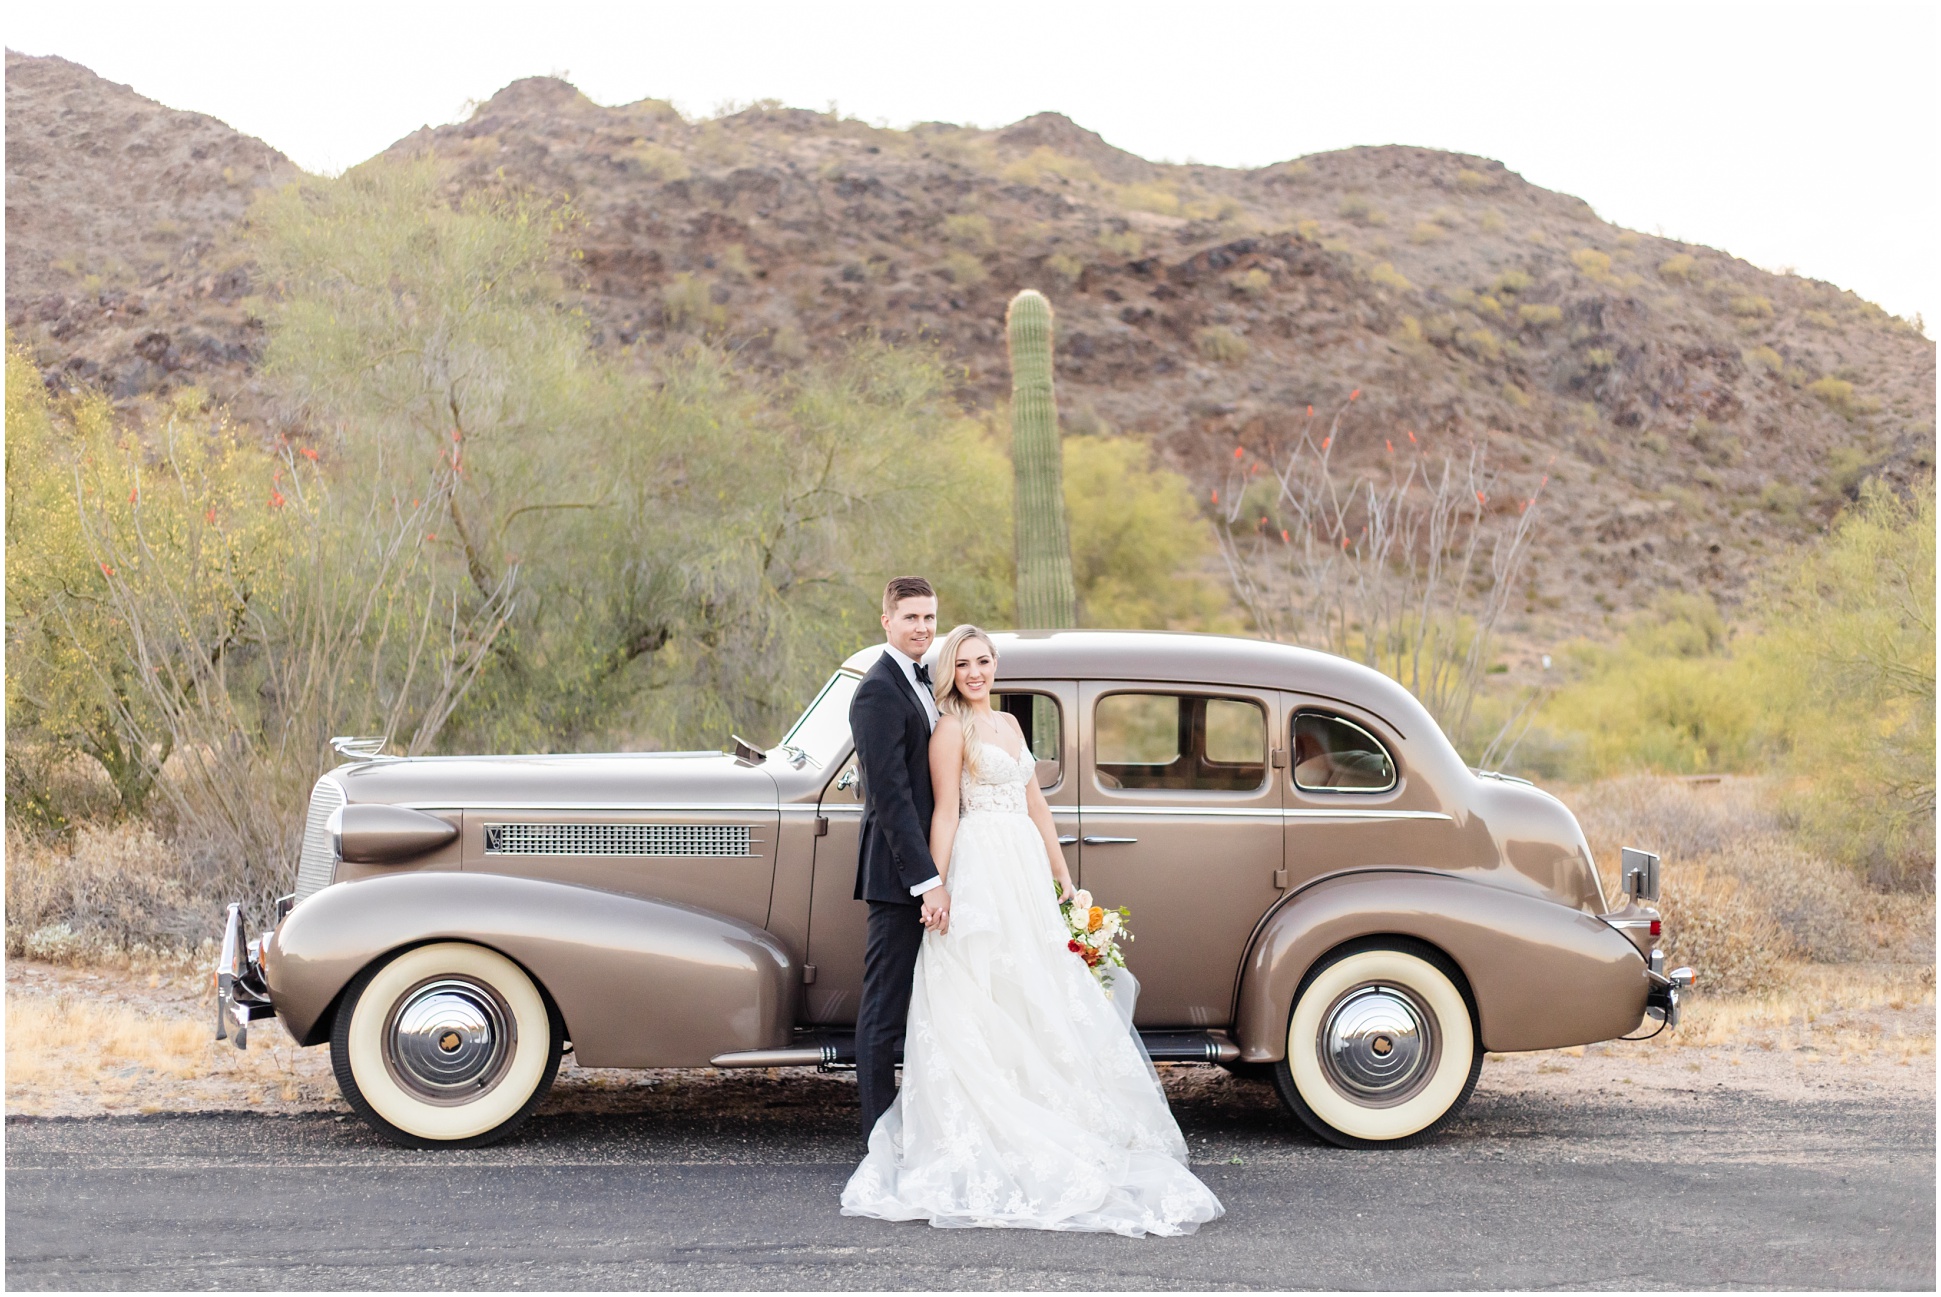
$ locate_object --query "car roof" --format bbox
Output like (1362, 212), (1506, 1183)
(841, 630), (1437, 740)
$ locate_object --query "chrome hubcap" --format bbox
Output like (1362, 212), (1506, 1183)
(1319, 983), (1438, 1106)
(383, 978), (514, 1103)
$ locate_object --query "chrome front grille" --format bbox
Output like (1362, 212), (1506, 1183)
(482, 823), (754, 857)
(294, 776), (346, 903)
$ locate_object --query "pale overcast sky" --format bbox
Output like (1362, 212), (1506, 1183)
(8, 1), (1936, 327)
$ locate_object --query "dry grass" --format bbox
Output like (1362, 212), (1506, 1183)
(6, 972), (339, 1116)
(6, 822), (225, 961)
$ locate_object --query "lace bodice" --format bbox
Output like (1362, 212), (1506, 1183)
(958, 736), (1033, 816)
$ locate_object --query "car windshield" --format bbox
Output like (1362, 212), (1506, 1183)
(777, 672), (859, 769)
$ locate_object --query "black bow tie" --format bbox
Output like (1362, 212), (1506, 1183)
(913, 662), (932, 689)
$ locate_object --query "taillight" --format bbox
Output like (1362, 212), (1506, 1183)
(1650, 919), (1662, 937)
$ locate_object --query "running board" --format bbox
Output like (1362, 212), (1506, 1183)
(711, 1029), (1238, 1070)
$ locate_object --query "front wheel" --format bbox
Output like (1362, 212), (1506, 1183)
(330, 942), (562, 1148)
(1272, 939), (1481, 1149)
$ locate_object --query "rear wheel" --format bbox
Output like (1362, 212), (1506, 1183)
(330, 942), (562, 1148)
(1272, 939), (1481, 1149)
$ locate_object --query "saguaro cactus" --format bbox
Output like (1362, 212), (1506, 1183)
(1006, 289), (1076, 628)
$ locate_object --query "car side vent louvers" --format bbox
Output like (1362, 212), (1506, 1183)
(482, 823), (755, 857)
(293, 776), (347, 904)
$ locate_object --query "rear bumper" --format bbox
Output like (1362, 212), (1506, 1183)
(1644, 951), (1697, 1029)
(214, 903), (276, 1048)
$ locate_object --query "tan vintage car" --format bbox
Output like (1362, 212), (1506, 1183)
(216, 630), (1692, 1149)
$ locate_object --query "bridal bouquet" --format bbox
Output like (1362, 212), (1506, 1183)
(1058, 887), (1132, 996)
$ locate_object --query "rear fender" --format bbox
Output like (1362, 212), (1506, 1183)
(1234, 870), (1646, 1060)
(265, 872), (797, 1066)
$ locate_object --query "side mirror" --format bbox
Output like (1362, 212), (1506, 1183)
(1621, 847), (1661, 903)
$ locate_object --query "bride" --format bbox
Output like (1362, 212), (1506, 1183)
(841, 624), (1224, 1237)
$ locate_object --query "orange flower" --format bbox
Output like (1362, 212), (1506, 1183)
(299, 447), (319, 462)
(1088, 906), (1104, 933)
(269, 489), (285, 508)
(1349, 388), (1360, 401)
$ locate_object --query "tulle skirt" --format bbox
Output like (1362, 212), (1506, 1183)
(839, 809), (1224, 1237)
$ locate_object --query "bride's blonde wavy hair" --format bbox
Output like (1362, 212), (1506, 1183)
(932, 623), (998, 779)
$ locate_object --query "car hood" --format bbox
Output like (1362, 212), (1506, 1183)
(327, 750), (780, 809)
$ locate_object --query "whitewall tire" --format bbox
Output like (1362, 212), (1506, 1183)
(330, 942), (562, 1148)
(1272, 940), (1482, 1148)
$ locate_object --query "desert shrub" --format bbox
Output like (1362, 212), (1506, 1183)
(942, 212), (994, 249)
(1729, 294), (1775, 319)
(1760, 480), (1934, 886)
(1337, 194), (1384, 225)
(1658, 253), (1697, 281)
(1367, 261), (1412, 292)
(1045, 251), (1085, 285)
(625, 140), (690, 181)
(1656, 863), (1791, 992)
(1502, 383), (1531, 408)
(1459, 327), (1503, 360)
(1294, 218), (1322, 240)
(1477, 209), (1505, 233)
(1743, 345), (1784, 373)
(1802, 309), (1840, 330)
(1570, 248), (1615, 282)
(1000, 147), (1100, 187)
(1409, 220), (1445, 245)
(1116, 182), (1185, 217)
(1493, 269), (1532, 295)
(663, 272), (726, 330)
(5, 823), (211, 958)
(1429, 206), (1463, 228)
(941, 249), (987, 286)
(1194, 326), (1250, 363)
(1455, 169), (1489, 193)
(1806, 375), (1861, 415)
(1063, 437), (1231, 630)
(1518, 303), (1562, 329)
(1231, 267), (1272, 297)
(1098, 228), (1144, 258)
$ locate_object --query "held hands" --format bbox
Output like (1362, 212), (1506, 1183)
(1054, 874), (1076, 905)
(920, 884), (952, 936)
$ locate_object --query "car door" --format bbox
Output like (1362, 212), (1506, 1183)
(1076, 682), (1284, 1028)
(801, 680), (1077, 1026)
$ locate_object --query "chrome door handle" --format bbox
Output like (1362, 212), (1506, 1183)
(1081, 836), (1138, 845)
(1057, 835), (1078, 846)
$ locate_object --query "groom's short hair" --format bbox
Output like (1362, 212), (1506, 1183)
(882, 575), (935, 614)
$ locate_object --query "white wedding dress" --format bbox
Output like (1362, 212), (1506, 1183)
(840, 735), (1224, 1237)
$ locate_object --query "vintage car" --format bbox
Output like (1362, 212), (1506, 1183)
(216, 630), (1692, 1150)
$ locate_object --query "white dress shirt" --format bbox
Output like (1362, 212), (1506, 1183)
(891, 647), (943, 895)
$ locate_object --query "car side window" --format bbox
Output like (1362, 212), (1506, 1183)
(994, 691), (1062, 788)
(1094, 693), (1265, 792)
(1292, 712), (1397, 792)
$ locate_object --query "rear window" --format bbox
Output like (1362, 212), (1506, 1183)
(1095, 692), (1266, 792)
(1292, 712), (1397, 792)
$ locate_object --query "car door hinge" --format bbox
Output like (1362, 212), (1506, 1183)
(1274, 868), (1289, 890)
(802, 964), (817, 985)
(1271, 746), (1287, 768)
(814, 815), (829, 837)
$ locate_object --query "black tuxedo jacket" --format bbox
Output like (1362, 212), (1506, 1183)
(850, 650), (939, 904)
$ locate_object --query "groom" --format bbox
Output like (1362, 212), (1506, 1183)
(849, 575), (952, 1137)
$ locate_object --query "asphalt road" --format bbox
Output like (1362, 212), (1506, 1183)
(6, 1069), (1933, 1291)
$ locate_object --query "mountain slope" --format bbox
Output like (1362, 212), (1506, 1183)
(8, 60), (1934, 643)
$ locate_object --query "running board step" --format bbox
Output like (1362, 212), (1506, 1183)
(711, 1029), (1237, 1069)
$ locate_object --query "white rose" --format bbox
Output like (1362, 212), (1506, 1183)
(1102, 911), (1121, 935)
(1072, 889), (1093, 912)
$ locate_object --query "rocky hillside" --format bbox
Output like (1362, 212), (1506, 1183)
(8, 56), (1934, 643)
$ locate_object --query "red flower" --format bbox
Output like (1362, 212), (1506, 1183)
(269, 490), (286, 508)
(1407, 429), (1418, 444)
(1321, 436), (1331, 450)
(1475, 490), (1488, 506)
(128, 488), (139, 504)
(99, 562), (115, 577)
(1385, 438), (1394, 455)
(1210, 489), (1219, 503)
(1306, 404), (1314, 417)
(1349, 388), (1360, 401)
(1068, 940), (1083, 954)
(205, 508), (217, 524)
(299, 447), (319, 462)
(1280, 528), (1290, 543)
(1233, 446), (1244, 459)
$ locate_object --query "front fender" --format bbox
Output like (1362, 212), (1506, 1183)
(265, 872), (797, 1067)
(1234, 870), (1647, 1060)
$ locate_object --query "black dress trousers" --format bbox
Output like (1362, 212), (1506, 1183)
(856, 899), (926, 1136)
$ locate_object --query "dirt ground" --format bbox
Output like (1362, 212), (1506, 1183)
(6, 956), (1931, 1124)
